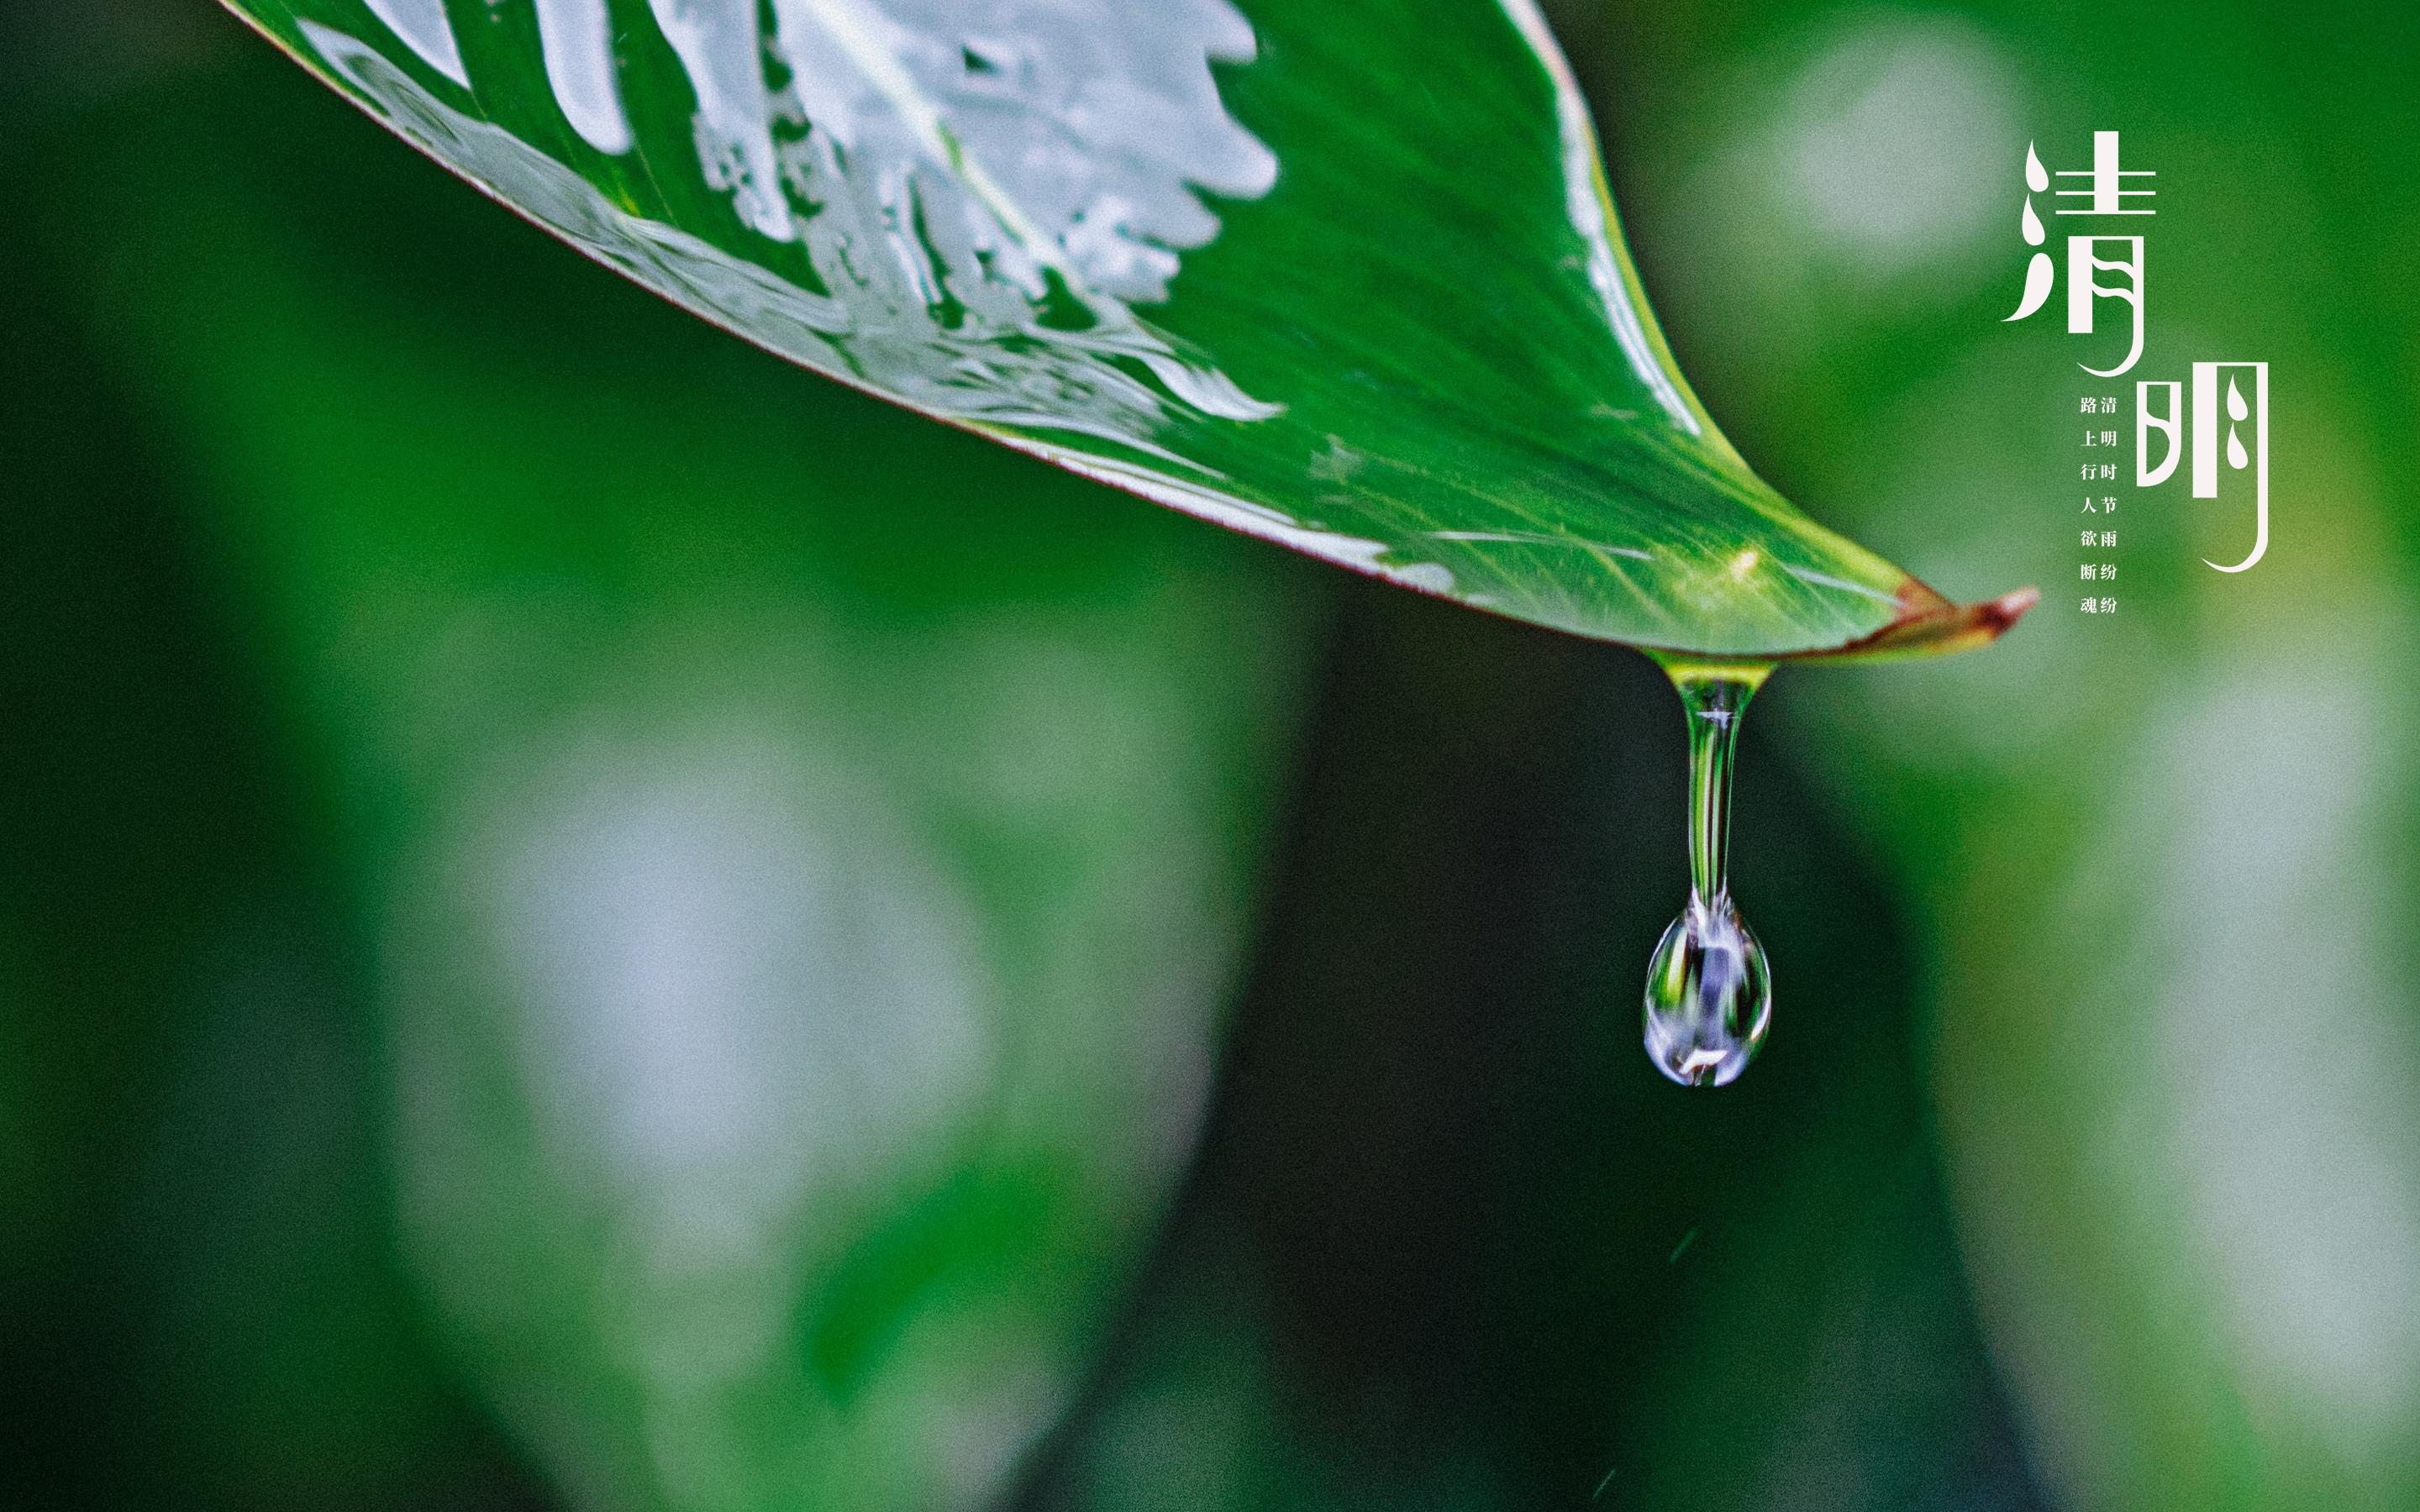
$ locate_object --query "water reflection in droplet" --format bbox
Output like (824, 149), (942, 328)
(1644, 888), (1771, 1087)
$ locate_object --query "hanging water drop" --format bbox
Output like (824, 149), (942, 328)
(1642, 665), (1773, 1088)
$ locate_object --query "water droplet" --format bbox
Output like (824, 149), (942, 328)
(1644, 890), (1772, 1087)
(1640, 664), (1774, 1088)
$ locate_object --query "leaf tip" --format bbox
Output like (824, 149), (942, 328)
(1803, 581), (2039, 664)
(1976, 584), (2042, 634)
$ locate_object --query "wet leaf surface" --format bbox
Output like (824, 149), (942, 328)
(218, 0), (2028, 658)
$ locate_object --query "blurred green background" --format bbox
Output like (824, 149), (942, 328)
(3, 3), (2416, 1509)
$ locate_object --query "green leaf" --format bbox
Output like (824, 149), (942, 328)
(214, 0), (2030, 660)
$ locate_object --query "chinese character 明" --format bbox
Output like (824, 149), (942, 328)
(2139, 361), (2270, 571)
